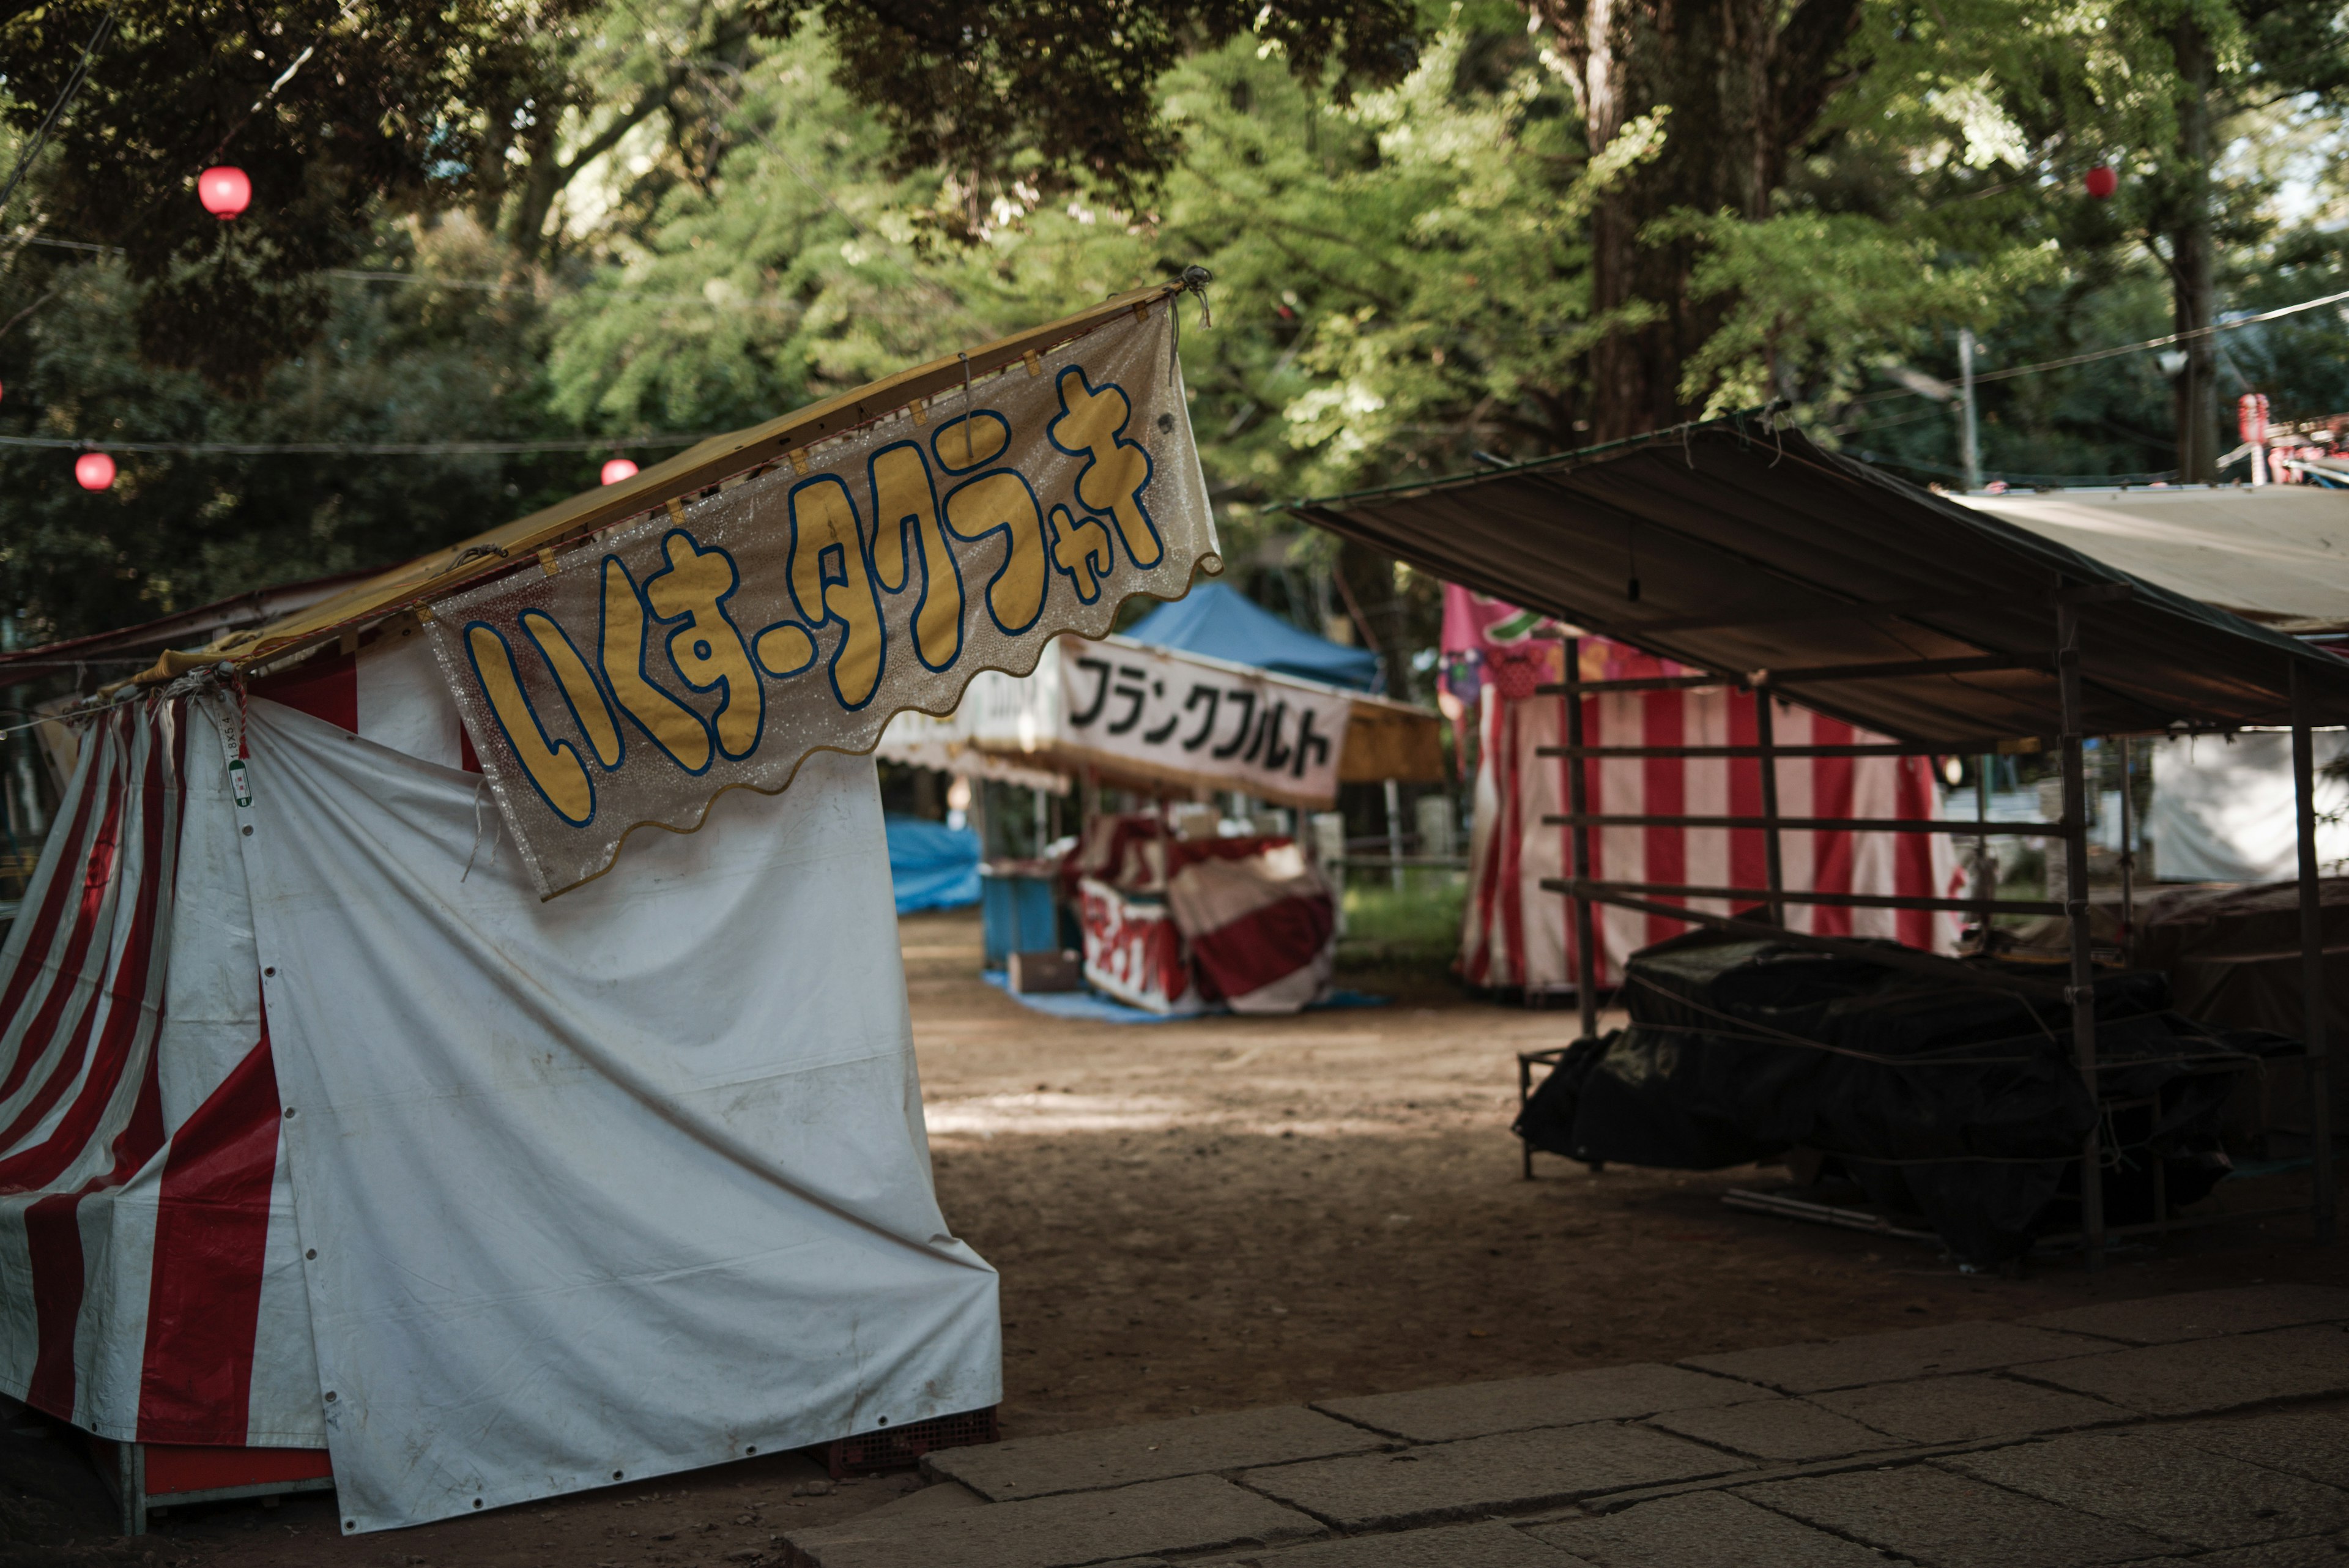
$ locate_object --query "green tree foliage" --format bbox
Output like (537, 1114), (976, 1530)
(0, 221), (592, 642)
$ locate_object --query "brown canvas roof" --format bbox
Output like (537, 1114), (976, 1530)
(1286, 418), (2349, 747)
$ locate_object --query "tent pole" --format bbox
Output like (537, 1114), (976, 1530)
(2291, 663), (2336, 1244)
(1384, 779), (1406, 891)
(1754, 688), (1785, 927)
(2057, 601), (2104, 1271)
(1564, 637), (1600, 1049)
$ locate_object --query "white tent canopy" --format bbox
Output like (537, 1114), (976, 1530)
(1964, 486), (2349, 634)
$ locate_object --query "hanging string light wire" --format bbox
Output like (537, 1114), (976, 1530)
(0, 7), (118, 230)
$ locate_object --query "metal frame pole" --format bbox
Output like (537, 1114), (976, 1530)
(2057, 601), (2104, 1269)
(2291, 663), (2336, 1242)
(1565, 637), (1600, 1047)
(1755, 687), (1786, 926)
(1975, 752), (1994, 942)
(2118, 736), (2135, 948)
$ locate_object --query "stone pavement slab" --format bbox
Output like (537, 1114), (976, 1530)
(1642, 1398), (1896, 1462)
(1682, 1318), (2095, 1394)
(925, 1405), (1383, 1501)
(2165, 1406), (2349, 1489)
(1315, 1364), (1758, 1443)
(779, 1473), (1323, 1568)
(1946, 1430), (2349, 1550)
(1531, 1489), (1893, 1567)
(2020, 1325), (2349, 1417)
(2024, 1287), (2349, 1347)
(1209, 1520), (1586, 1566)
(1811, 1372), (2132, 1444)
(1738, 1464), (2183, 1567)
(2119, 1539), (2349, 1567)
(1242, 1422), (1750, 1531)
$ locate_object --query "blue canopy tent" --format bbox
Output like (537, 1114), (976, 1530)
(884, 814), (982, 912)
(1123, 582), (1381, 691)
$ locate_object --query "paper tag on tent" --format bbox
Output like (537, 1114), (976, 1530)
(423, 302), (1220, 899)
(228, 758), (251, 808)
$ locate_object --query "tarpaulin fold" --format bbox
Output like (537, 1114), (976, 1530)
(237, 700), (997, 1533)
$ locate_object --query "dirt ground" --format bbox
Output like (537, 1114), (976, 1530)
(8, 905), (2343, 1567)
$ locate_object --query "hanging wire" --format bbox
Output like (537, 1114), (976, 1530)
(0, 7), (118, 228)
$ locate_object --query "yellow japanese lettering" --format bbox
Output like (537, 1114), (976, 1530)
(520, 611), (621, 768)
(464, 623), (595, 825)
(1047, 503), (1114, 604)
(942, 470), (1049, 636)
(867, 443), (966, 671)
(599, 556), (713, 772)
(784, 475), (888, 709)
(643, 530), (762, 759)
(1047, 366), (1163, 569)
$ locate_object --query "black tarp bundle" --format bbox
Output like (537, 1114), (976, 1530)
(1513, 928), (2296, 1267)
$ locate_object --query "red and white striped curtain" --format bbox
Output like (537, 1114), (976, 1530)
(1461, 661), (1963, 992)
(0, 697), (320, 1448)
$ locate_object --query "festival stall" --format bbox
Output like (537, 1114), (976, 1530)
(881, 625), (1442, 1014)
(0, 282), (1220, 1533)
(1441, 587), (1963, 996)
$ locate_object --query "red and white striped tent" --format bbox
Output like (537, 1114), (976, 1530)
(1449, 598), (1962, 992)
(0, 631), (998, 1533)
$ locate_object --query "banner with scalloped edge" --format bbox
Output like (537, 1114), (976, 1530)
(423, 302), (1218, 898)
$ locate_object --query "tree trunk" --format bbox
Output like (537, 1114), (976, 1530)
(1335, 541), (1415, 697)
(1538, 0), (1859, 442)
(2168, 17), (2221, 485)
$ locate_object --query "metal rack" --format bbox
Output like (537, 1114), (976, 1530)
(1526, 619), (2337, 1269)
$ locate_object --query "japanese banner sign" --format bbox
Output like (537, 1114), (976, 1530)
(425, 303), (1219, 897)
(1057, 639), (1353, 807)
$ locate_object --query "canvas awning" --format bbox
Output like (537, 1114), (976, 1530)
(1286, 420), (2349, 748)
(1962, 486), (2349, 634)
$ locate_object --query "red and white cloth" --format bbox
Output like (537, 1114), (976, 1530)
(1073, 819), (1337, 1014)
(0, 631), (1000, 1532)
(1462, 644), (1963, 992)
(1165, 842), (1336, 1014)
(0, 698), (325, 1449)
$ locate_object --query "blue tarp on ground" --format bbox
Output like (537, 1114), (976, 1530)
(982, 970), (1390, 1023)
(1123, 583), (1381, 691)
(885, 814), (982, 913)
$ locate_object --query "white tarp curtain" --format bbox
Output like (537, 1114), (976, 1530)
(2147, 730), (2349, 883)
(235, 697), (996, 1532)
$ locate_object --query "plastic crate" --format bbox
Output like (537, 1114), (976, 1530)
(822, 1406), (1000, 1479)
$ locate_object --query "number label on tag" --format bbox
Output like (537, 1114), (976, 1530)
(229, 759), (251, 808)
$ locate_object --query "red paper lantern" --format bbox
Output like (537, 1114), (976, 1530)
(2085, 164), (2118, 200)
(75, 452), (116, 491)
(600, 458), (639, 485)
(198, 166), (251, 220)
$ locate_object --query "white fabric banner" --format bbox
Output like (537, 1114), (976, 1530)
(1057, 640), (1350, 806)
(236, 702), (998, 1533)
